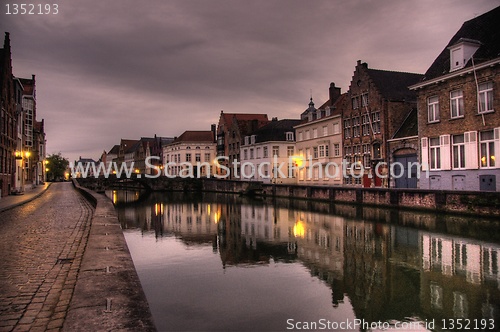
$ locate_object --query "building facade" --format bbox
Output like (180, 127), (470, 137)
(295, 83), (345, 186)
(164, 130), (216, 178)
(0, 33), (18, 196)
(240, 118), (301, 184)
(342, 61), (423, 187)
(216, 112), (268, 179)
(411, 7), (500, 191)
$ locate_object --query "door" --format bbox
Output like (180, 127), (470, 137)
(393, 154), (418, 188)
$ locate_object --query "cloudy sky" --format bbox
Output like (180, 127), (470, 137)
(1, 0), (498, 162)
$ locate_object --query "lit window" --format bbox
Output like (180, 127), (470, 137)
(480, 130), (495, 168)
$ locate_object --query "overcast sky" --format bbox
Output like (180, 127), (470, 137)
(1, 0), (498, 162)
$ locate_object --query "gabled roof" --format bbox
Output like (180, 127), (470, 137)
(423, 6), (500, 80)
(107, 145), (120, 155)
(120, 139), (139, 154)
(221, 112), (268, 125)
(367, 68), (423, 101)
(392, 108), (418, 139)
(173, 131), (215, 143)
(247, 119), (302, 143)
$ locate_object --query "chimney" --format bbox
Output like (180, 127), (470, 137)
(211, 124), (216, 142)
(272, 117), (278, 121)
(328, 82), (341, 106)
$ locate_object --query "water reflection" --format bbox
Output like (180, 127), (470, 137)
(108, 190), (500, 331)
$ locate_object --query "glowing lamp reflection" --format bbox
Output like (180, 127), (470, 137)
(293, 221), (305, 238)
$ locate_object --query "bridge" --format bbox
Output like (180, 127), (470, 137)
(75, 174), (203, 192)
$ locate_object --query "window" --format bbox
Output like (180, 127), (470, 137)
(318, 145), (328, 158)
(480, 130), (495, 168)
(263, 147), (268, 158)
(332, 122), (340, 134)
(478, 82), (494, 113)
(334, 143), (340, 157)
(244, 136), (249, 145)
(344, 119), (351, 139)
(362, 114), (370, 136)
(250, 148), (254, 159)
(256, 147), (261, 159)
(287, 146), (294, 157)
(272, 146), (279, 157)
(243, 149), (248, 160)
(428, 96), (440, 122)
(305, 130), (310, 140)
(452, 134), (465, 169)
(313, 128), (318, 138)
(205, 153), (211, 162)
(286, 132), (294, 141)
(186, 153), (191, 162)
(353, 116), (360, 137)
(352, 96), (359, 109)
(450, 90), (464, 118)
(371, 112), (381, 133)
(430, 137), (441, 170)
(361, 93), (369, 107)
(251, 135), (256, 144)
(298, 131), (303, 141)
(195, 154), (201, 162)
(363, 144), (371, 168)
(323, 126), (328, 136)
(313, 147), (318, 159)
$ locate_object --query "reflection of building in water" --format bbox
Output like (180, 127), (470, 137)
(163, 202), (219, 245)
(420, 233), (500, 323)
(240, 204), (345, 304)
(343, 220), (394, 322)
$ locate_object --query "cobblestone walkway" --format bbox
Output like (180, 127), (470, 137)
(0, 183), (93, 332)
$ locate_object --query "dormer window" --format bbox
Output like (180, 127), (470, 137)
(448, 38), (481, 72)
(251, 135), (256, 144)
(244, 136), (250, 145)
(286, 132), (294, 141)
(325, 107), (331, 117)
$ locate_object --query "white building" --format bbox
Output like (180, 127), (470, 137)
(163, 130), (216, 178)
(240, 118), (302, 183)
(294, 91), (345, 186)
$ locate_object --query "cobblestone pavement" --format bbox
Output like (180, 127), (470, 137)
(0, 182), (93, 332)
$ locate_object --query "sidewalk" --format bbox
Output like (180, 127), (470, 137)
(0, 182), (51, 212)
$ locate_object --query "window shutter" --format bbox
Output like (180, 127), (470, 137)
(421, 137), (429, 171)
(465, 131), (478, 169)
(495, 127), (500, 169)
(440, 135), (451, 170)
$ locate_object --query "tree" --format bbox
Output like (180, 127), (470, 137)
(45, 153), (69, 181)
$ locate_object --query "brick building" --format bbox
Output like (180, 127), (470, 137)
(0, 32), (17, 196)
(342, 60), (423, 187)
(216, 112), (269, 179)
(410, 6), (500, 191)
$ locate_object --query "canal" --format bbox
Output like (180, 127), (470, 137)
(107, 190), (500, 331)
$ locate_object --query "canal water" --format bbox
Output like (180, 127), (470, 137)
(108, 190), (500, 331)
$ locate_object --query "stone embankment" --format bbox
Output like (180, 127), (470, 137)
(65, 180), (156, 331)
